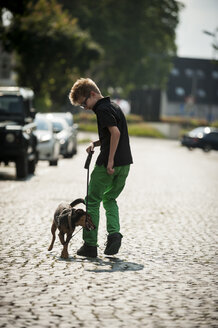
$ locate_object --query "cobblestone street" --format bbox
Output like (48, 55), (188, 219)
(0, 135), (218, 328)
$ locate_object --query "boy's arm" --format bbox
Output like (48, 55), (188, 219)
(107, 126), (120, 175)
(86, 140), (101, 153)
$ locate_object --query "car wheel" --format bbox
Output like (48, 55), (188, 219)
(35, 151), (39, 164)
(72, 147), (77, 155)
(203, 144), (212, 152)
(16, 154), (28, 178)
(49, 159), (58, 166)
(28, 159), (36, 174)
(64, 152), (73, 158)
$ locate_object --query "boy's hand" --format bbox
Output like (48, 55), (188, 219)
(107, 160), (114, 175)
(86, 142), (94, 153)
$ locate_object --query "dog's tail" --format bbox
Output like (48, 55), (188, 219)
(70, 198), (85, 207)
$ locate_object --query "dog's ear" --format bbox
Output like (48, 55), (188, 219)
(70, 198), (85, 207)
(74, 209), (85, 216)
(71, 209), (84, 224)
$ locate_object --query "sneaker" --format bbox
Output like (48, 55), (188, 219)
(77, 243), (97, 258)
(104, 232), (123, 255)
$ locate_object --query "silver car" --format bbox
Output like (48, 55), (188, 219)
(34, 114), (60, 165)
(45, 113), (78, 158)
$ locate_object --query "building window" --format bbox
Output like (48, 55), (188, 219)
(196, 69), (205, 78)
(171, 68), (180, 76)
(197, 89), (206, 98)
(175, 87), (185, 96)
(212, 71), (218, 79)
(185, 68), (193, 77)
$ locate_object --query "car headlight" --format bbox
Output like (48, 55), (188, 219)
(6, 133), (15, 143)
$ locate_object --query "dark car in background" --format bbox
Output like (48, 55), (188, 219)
(0, 87), (38, 178)
(181, 127), (218, 152)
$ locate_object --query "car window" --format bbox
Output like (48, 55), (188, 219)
(0, 95), (23, 114)
(189, 127), (205, 137)
(53, 114), (73, 126)
(35, 118), (49, 130)
(52, 121), (63, 132)
(65, 117), (73, 126)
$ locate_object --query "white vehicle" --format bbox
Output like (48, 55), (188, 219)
(45, 113), (77, 158)
(34, 114), (60, 166)
(51, 112), (74, 128)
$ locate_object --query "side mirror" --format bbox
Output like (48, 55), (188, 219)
(53, 127), (61, 133)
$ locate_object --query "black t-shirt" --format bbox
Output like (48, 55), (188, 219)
(92, 97), (133, 167)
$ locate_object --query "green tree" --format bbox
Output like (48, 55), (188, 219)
(59, 0), (182, 95)
(0, 0), (101, 110)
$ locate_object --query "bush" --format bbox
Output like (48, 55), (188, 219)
(161, 116), (208, 128)
(78, 122), (164, 138)
(75, 112), (144, 124)
(128, 124), (165, 138)
(125, 114), (144, 124)
(74, 112), (96, 123)
(211, 121), (218, 128)
(78, 124), (98, 133)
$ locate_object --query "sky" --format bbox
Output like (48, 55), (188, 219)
(176, 0), (218, 59)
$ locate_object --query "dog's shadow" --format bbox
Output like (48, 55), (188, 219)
(54, 255), (144, 272)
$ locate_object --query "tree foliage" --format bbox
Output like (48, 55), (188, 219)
(60, 0), (182, 94)
(1, 0), (182, 108)
(0, 0), (101, 110)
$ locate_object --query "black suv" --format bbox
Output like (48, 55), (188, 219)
(0, 87), (38, 178)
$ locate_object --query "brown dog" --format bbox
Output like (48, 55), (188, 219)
(48, 198), (95, 259)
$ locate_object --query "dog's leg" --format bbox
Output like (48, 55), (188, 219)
(48, 222), (57, 251)
(61, 233), (73, 259)
(58, 232), (65, 245)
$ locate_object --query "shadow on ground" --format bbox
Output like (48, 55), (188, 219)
(54, 255), (144, 272)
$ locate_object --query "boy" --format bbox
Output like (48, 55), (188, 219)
(69, 78), (133, 257)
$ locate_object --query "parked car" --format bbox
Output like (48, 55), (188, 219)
(181, 127), (218, 152)
(44, 113), (77, 157)
(34, 114), (60, 165)
(51, 112), (74, 128)
(0, 86), (37, 178)
(47, 112), (78, 155)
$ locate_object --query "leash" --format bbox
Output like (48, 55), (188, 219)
(65, 151), (94, 239)
(84, 150), (94, 221)
(71, 226), (83, 238)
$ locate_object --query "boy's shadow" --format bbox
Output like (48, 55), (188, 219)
(56, 255), (144, 272)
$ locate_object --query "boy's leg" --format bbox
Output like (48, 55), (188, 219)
(83, 165), (113, 246)
(102, 165), (130, 234)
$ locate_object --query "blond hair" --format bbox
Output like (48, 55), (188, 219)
(69, 78), (101, 105)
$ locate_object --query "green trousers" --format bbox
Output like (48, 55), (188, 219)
(83, 164), (130, 246)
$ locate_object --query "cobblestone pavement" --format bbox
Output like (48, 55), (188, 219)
(0, 134), (218, 328)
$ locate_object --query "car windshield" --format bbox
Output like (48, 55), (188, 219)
(35, 118), (49, 131)
(65, 117), (73, 126)
(0, 95), (23, 115)
(52, 114), (73, 127)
